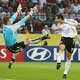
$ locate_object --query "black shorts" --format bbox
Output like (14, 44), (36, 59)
(7, 41), (26, 53)
(60, 37), (75, 53)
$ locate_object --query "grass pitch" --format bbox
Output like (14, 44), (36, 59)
(0, 62), (80, 80)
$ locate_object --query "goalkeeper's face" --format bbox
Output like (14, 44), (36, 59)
(7, 19), (11, 25)
(3, 16), (11, 25)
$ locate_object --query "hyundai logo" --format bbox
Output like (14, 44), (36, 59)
(27, 47), (51, 61)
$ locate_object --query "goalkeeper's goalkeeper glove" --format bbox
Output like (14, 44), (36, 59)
(17, 4), (22, 13)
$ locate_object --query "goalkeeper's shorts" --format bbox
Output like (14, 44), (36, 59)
(7, 41), (26, 53)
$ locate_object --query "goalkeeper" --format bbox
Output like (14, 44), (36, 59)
(3, 4), (49, 69)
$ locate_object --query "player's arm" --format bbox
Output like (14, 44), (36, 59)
(11, 7), (38, 31)
(10, 4), (22, 24)
(65, 19), (79, 27)
(72, 27), (78, 38)
(42, 29), (45, 35)
(50, 23), (62, 32)
(52, 27), (61, 31)
(78, 23), (80, 26)
(51, 25), (61, 31)
(73, 27), (78, 45)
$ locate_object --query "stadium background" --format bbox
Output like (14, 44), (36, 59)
(0, 0), (80, 80)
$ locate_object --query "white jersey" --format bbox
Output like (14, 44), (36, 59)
(60, 23), (77, 38)
(52, 19), (78, 38)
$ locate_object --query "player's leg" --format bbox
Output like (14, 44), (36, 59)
(63, 51), (72, 79)
(63, 38), (75, 79)
(56, 37), (66, 70)
(8, 52), (20, 69)
(24, 35), (49, 45)
(8, 35), (49, 69)
(8, 42), (25, 69)
(56, 43), (65, 70)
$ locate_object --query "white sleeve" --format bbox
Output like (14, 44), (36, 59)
(51, 24), (56, 30)
(48, 30), (51, 35)
(42, 29), (45, 35)
(72, 27), (78, 37)
(51, 23), (62, 30)
(65, 19), (78, 26)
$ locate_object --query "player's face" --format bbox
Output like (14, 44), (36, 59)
(7, 19), (11, 25)
(55, 17), (62, 23)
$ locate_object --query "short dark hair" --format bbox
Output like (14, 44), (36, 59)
(3, 16), (10, 25)
(55, 14), (64, 20)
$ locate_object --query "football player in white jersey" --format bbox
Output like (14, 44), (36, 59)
(52, 14), (79, 79)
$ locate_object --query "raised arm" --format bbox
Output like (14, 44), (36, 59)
(10, 6), (38, 31)
(10, 4), (22, 24)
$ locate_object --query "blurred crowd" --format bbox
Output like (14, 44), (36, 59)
(0, 0), (80, 33)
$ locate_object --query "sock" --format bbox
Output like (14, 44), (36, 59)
(9, 58), (15, 64)
(56, 53), (61, 63)
(30, 38), (42, 44)
(9, 53), (17, 65)
(8, 58), (15, 68)
(56, 50), (62, 63)
(64, 59), (71, 75)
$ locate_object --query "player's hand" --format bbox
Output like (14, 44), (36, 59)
(17, 4), (22, 13)
(33, 5), (39, 13)
(29, 8), (34, 16)
(29, 5), (39, 16)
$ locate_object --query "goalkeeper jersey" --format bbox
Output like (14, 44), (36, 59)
(3, 14), (28, 47)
